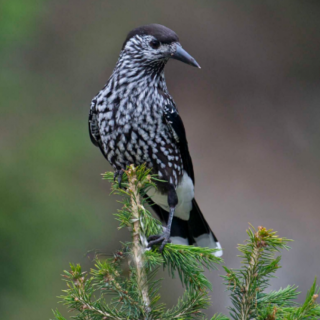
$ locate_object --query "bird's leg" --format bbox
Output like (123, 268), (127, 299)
(147, 207), (174, 252)
(114, 169), (124, 188)
(148, 185), (178, 253)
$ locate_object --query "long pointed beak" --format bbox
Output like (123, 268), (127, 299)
(171, 45), (201, 68)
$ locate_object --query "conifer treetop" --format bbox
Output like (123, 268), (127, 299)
(52, 165), (320, 320)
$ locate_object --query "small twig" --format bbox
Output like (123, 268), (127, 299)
(76, 296), (123, 320)
(240, 244), (260, 320)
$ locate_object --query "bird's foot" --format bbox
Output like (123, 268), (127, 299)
(114, 169), (124, 188)
(147, 231), (171, 253)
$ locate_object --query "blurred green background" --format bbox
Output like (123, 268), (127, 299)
(1, 1), (320, 319)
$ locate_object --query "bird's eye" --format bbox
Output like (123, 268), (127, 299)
(150, 39), (160, 49)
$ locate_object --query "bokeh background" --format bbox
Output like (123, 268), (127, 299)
(1, 1), (320, 318)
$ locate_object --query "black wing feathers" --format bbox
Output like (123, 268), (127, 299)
(89, 97), (100, 147)
(89, 98), (110, 160)
(164, 104), (195, 183)
(88, 111), (100, 147)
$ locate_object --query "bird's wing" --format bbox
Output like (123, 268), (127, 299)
(88, 97), (110, 163)
(88, 97), (101, 147)
(163, 103), (195, 184)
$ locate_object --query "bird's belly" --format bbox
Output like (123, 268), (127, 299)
(102, 129), (152, 169)
(147, 171), (194, 221)
(101, 119), (176, 173)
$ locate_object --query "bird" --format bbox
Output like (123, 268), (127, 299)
(89, 24), (222, 256)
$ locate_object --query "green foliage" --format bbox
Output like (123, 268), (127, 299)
(210, 314), (231, 320)
(162, 289), (210, 320)
(52, 165), (320, 320)
(53, 165), (221, 320)
(212, 225), (320, 320)
(161, 244), (221, 291)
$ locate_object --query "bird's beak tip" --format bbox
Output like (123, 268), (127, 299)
(171, 45), (201, 69)
(190, 58), (201, 69)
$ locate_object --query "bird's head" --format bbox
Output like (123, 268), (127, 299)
(122, 24), (200, 70)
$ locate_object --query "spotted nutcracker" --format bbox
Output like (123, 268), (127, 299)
(89, 24), (222, 256)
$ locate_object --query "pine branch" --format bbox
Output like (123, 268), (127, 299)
(257, 285), (299, 307)
(53, 165), (320, 320)
(161, 244), (222, 290)
(210, 314), (231, 320)
(91, 259), (145, 316)
(222, 225), (292, 320)
(126, 165), (151, 314)
(57, 264), (127, 320)
(214, 225), (320, 320)
(239, 235), (261, 320)
(282, 278), (320, 320)
(53, 165), (221, 320)
(52, 310), (67, 320)
(162, 289), (210, 320)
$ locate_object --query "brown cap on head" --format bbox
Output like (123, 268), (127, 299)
(122, 24), (179, 49)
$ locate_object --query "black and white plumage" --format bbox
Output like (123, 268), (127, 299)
(89, 24), (222, 256)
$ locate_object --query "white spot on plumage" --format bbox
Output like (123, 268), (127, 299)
(105, 111), (113, 119)
(194, 235), (223, 257)
(107, 150), (114, 162)
(146, 171), (194, 221)
(124, 124), (130, 133)
(125, 151), (134, 163)
(173, 170), (177, 179)
(118, 141), (125, 151)
(170, 236), (189, 245)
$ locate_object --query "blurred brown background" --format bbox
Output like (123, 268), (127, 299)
(1, 1), (320, 318)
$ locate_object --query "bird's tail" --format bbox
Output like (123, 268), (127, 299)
(171, 199), (223, 257)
